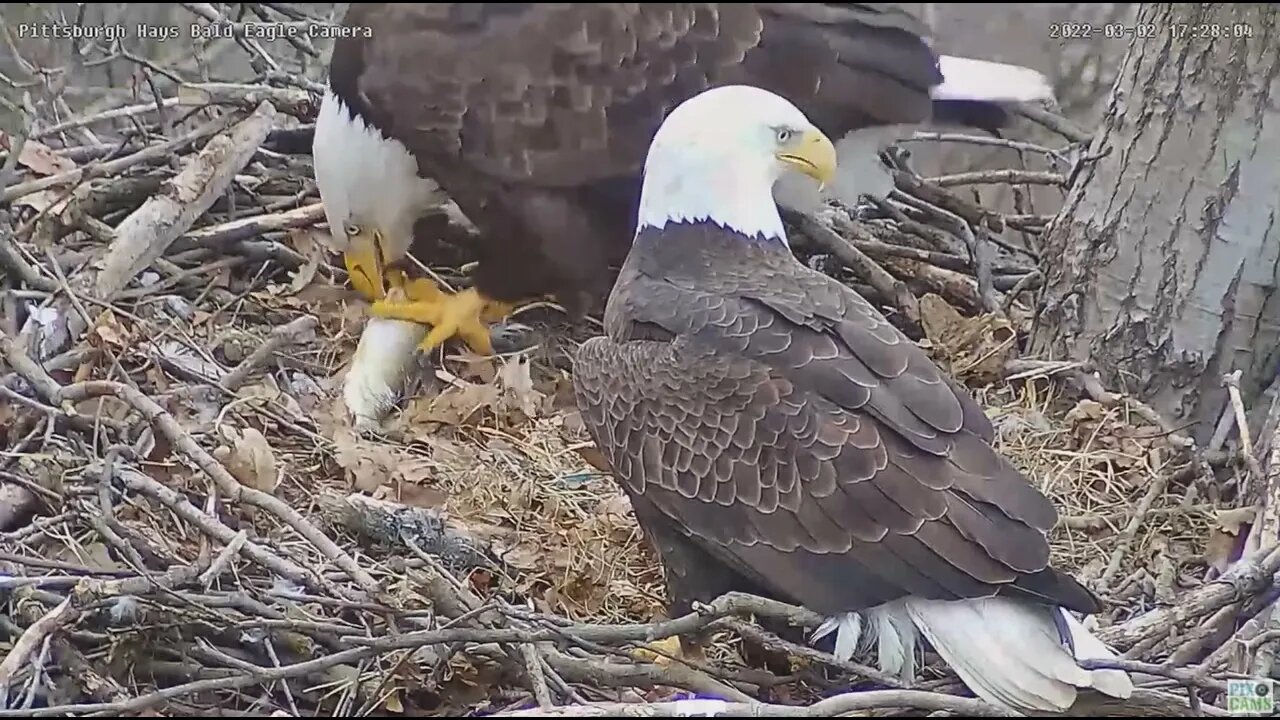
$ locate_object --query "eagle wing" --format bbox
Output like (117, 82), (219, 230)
(572, 238), (1099, 617)
(329, 3), (943, 189)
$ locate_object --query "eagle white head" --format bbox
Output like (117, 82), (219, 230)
(313, 88), (440, 300)
(636, 85), (837, 242)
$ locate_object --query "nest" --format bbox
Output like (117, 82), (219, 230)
(2, 9), (1279, 718)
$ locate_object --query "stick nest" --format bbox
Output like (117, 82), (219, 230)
(2, 14), (1278, 717)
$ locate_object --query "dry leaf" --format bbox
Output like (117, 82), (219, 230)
(575, 445), (612, 473)
(284, 228), (324, 295)
(385, 482), (447, 509)
(597, 492), (632, 520)
(61, 541), (124, 572)
(500, 542), (544, 571)
(91, 309), (131, 349)
(398, 457), (435, 486)
(332, 428), (404, 493)
(460, 357), (498, 384)
(1065, 399), (1106, 425)
(1204, 507), (1256, 574)
(152, 340), (226, 383)
(1217, 507), (1257, 534)
(382, 690), (404, 714)
(378, 457), (449, 509)
(1204, 528), (1243, 575)
(919, 293), (967, 346)
(236, 377), (308, 421)
(214, 426), (279, 493)
(14, 188), (68, 214)
(1, 132), (77, 176)
(415, 380), (501, 426)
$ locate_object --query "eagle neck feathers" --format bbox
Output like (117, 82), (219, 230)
(635, 146), (790, 245)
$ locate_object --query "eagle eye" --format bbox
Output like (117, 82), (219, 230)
(775, 128), (793, 144)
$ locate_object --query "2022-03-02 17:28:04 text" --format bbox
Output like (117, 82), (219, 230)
(1049, 21), (1256, 40)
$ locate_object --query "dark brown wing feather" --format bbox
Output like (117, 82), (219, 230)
(332, 3), (941, 186)
(573, 225), (1099, 618)
(326, 4), (947, 309)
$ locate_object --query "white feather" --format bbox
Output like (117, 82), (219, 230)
(342, 317), (427, 431)
(933, 55), (1057, 104)
(637, 85), (821, 242)
(872, 602), (919, 681)
(812, 605), (919, 681)
(312, 88), (440, 261)
(1058, 608), (1136, 699)
(814, 597), (1133, 715)
(812, 612), (863, 664)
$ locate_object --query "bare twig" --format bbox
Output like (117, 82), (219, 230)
(905, 131), (1065, 158)
(1100, 544), (1280, 650)
(539, 647), (753, 703)
(1, 117), (228, 204)
(179, 202), (325, 247)
(95, 100), (277, 300)
(490, 688), (1015, 717)
(1225, 371), (1266, 497)
(198, 530), (248, 589)
(0, 596), (77, 696)
(59, 381), (378, 595)
(1016, 103), (1093, 143)
(0, 329), (69, 411)
(927, 169), (1066, 189)
(1099, 467), (1172, 591)
(221, 315), (317, 392)
(0, 121), (29, 192)
(521, 644), (554, 710)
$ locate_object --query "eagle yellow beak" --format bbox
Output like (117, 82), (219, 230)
(777, 128), (837, 189)
(344, 229), (386, 301)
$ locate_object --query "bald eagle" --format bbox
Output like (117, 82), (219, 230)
(313, 3), (1057, 425)
(567, 83), (1131, 716)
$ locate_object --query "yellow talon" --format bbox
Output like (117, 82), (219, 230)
(630, 636), (706, 666)
(370, 285), (513, 356)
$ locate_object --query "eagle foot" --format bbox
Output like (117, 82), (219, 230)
(370, 284), (514, 357)
(630, 635), (707, 667)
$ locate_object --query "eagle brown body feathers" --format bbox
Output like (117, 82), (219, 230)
(572, 225), (1100, 620)
(326, 3), (951, 315)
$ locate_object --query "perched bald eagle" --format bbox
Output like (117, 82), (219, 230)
(568, 84), (1131, 715)
(312, 3), (1057, 425)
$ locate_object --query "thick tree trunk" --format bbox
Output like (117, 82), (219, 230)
(1031, 3), (1280, 442)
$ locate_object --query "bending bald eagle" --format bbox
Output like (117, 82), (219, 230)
(569, 85), (1132, 715)
(312, 3), (1056, 424)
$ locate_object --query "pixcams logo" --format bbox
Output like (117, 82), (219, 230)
(1228, 678), (1275, 715)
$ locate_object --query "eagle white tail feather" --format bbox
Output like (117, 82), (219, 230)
(1058, 609), (1136, 699)
(933, 55), (1057, 105)
(872, 602), (918, 680)
(811, 603), (919, 680)
(814, 597), (1133, 714)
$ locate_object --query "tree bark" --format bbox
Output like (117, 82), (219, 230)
(1031, 3), (1280, 442)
